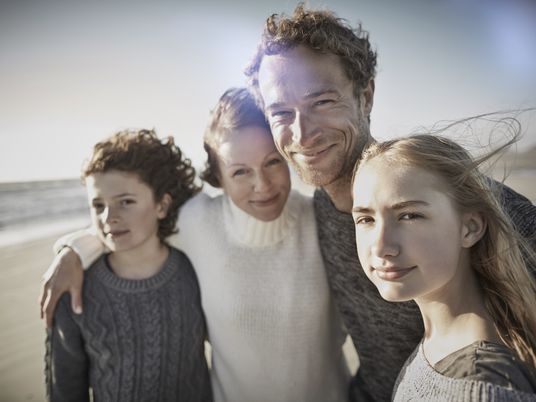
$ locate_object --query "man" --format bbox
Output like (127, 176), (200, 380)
(243, 5), (536, 402)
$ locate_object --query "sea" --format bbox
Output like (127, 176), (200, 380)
(0, 168), (533, 249)
(0, 179), (90, 248)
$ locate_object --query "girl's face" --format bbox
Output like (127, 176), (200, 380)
(86, 170), (167, 254)
(351, 157), (476, 304)
(216, 126), (291, 222)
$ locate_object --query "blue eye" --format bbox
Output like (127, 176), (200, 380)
(314, 99), (334, 106)
(232, 169), (246, 177)
(272, 110), (290, 117)
(400, 213), (422, 221)
(354, 216), (374, 225)
(266, 158), (281, 167)
(92, 203), (104, 212)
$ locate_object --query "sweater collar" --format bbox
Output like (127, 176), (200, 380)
(223, 191), (299, 247)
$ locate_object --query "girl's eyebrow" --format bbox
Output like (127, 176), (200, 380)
(352, 200), (430, 214)
(352, 206), (372, 214)
(391, 200), (430, 210)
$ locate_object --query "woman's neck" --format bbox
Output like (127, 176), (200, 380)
(416, 269), (501, 365)
(108, 237), (169, 280)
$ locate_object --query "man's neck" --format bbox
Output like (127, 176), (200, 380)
(322, 173), (353, 213)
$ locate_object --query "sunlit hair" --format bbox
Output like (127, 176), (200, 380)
(200, 87), (270, 187)
(82, 129), (200, 242)
(352, 132), (536, 369)
(244, 2), (377, 110)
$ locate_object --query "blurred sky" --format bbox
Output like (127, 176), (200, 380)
(1, 0), (535, 182)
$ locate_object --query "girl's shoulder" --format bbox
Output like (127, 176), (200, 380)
(435, 340), (536, 393)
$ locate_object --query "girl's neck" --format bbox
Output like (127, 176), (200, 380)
(108, 238), (169, 280)
(416, 270), (501, 365)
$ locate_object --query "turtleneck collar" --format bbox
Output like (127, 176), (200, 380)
(223, 190), (299, 248)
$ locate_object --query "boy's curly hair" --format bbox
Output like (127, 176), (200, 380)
(82, 129), (200, 242)
(245, 3), (377, 110)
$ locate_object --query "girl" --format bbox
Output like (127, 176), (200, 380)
(45, 130), (212, 401)
(351, 134), (536, 401)
(42, 89), (350, 402)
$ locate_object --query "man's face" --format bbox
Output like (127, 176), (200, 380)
(257, 45), (373, 187)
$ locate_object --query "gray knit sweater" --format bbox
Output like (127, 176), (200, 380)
(45, 247), (212, 402)
(313, 183), (536, 402)
(393, 342), (536, 401)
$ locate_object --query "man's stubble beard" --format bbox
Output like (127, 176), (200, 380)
(292, 122), (371, 189)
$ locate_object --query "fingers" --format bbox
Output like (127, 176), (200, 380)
(70, 287), (83, 315)
(38, 280), (49, 319)
(44, 288), (61, 329)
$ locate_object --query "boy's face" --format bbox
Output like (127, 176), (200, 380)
(86, 170), (167, 254)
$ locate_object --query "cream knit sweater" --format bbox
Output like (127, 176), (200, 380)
(177, 190), (350, 402)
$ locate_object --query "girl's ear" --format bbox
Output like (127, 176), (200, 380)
(461, 211), (486, 248)
(157, 193), (172, 219)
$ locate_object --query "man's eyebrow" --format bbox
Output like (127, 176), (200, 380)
(265, 89), (340, 111)
(303, 89), (339, 99)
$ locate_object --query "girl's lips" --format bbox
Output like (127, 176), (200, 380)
(374, 266), (416, 281)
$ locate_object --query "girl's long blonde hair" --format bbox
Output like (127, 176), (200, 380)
(354, 130), (536, 368)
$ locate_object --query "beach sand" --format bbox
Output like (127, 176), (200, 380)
(0, 171), (532, 402)
(0, 235), (57, 402)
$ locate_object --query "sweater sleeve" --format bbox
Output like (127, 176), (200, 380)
(45, 295), (90, 402)
(495, 181), (536, 273)
(51, 229), (104, 270)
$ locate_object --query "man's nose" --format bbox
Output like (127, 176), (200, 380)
(290, 111), (317, 146)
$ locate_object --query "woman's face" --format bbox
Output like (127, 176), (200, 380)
(351, 157), (477, 304)
(216, 126), (291, 221)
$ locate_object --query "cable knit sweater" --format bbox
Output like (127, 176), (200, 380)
(392, 341), (536, 401)
(313, 183), (536, 402)
(45, 248), (212, 402)
(177, 190), (350, 402)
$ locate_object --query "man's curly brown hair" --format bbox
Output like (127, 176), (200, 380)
(82, 129), (200, 242)
(245, 3), (377, 110)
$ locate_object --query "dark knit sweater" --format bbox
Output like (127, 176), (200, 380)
(314, 183), (536, 402)
(45, 247), (212, 402)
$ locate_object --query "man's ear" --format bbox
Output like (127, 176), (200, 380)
(157, 193), (172, 219)
(362, 79), (375, 117)
(461, 211), (486, 248)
